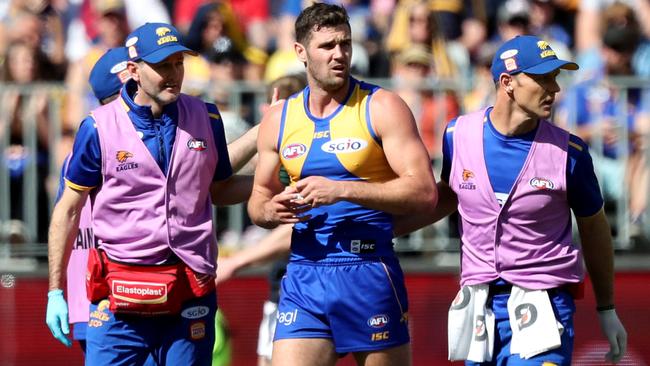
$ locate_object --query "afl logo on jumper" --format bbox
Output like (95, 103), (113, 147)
(187, 138), (207, 151)
(321, 138), (368, 154)
(530, 177), (555, 190)
(282, 143), (307, 159)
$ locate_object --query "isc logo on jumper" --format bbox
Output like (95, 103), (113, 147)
(111, 280), (167, 304)
(367, 314), (389, 328)
(277, 309), (298, 326)
(282, 143), (307, 160)
(529, 177), (555, 190)
(321, 138), (367, 154)
(187, 138), (207, 151)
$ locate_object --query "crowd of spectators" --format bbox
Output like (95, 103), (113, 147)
(0, 0), (649, 250)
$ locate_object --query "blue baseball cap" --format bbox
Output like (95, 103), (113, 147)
(490, 35), (578, 81)
(89, 47), (131, 101)
(125, 22), (197, 63)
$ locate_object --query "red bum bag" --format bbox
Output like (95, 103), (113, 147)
(86, 248), (215, 316)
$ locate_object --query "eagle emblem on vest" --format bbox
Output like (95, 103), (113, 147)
(462, 169), (474, 181)
(116, 150), (133, 163)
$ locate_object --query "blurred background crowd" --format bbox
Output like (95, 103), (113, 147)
(1, 0), (649, 256)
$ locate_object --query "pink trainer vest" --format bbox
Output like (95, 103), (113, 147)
(90, 94), (219, 275)
(449, 108), (583, 289)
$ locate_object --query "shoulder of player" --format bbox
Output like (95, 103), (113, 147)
(258, 99), (286, 147)
(368, 88), (413, 126)
(261, 99), (287, 125)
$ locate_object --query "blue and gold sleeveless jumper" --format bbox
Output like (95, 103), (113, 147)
(274, 78), (410, 352)
(278, 77), (398, 261)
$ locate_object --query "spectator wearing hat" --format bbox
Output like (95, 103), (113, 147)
(386, 0), (470, 82)
(392, 44), (460, 163)
(47, 22), (254, 366)
(63, 0), (131, 141)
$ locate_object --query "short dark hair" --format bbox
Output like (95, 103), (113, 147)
(295, 3), (350, 45)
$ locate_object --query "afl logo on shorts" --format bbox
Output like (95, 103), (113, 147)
(529, 177), (555, 190)
(367, 314), (390, 328)
(322, 138), (368, 154)
(282, 143), (307, 159)
(187, 138), (207, 151)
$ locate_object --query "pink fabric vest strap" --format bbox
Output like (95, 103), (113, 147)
(449, 108), (583, 289)
(90, 94), (219, 275)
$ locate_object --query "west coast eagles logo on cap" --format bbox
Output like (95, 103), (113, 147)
(155, 26), (178, 46)
(156, 27), (171, 36)
(537, 40), (556, 58)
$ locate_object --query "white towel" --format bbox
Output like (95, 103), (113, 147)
(448, 285), (494, 362)
(508, 286), (564, 359)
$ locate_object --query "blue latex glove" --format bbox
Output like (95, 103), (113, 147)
(46, 289), (72, 347)
(598, 309), (627, 363)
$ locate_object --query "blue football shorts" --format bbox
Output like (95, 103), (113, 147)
(73, 322), (87, 341)
(85, 292), (217, 366)
(465, 289), (576, 366)
(274, 256), (410, 353)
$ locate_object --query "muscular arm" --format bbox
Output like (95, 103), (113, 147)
(223, 88), (279, 173)
(295, 89), (437, 214)
(393, 180), (457, 237)
(248, 101), (306, 228)
(576, 207), (615, 308)
(48, 186), (90, 290)
(227, 124), (260, 173)
(210, 175), (254, 205)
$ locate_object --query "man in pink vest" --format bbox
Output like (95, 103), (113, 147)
(396, 35), (627, 365)
(47, 22), (253, 366)
(46, 46), (131, 352)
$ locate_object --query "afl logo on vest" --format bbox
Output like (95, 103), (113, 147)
(187, 138), (207, 151)
(282, 143), (307, 160)
(529, 177), (555, 190)
(321, 138), (368, 154)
